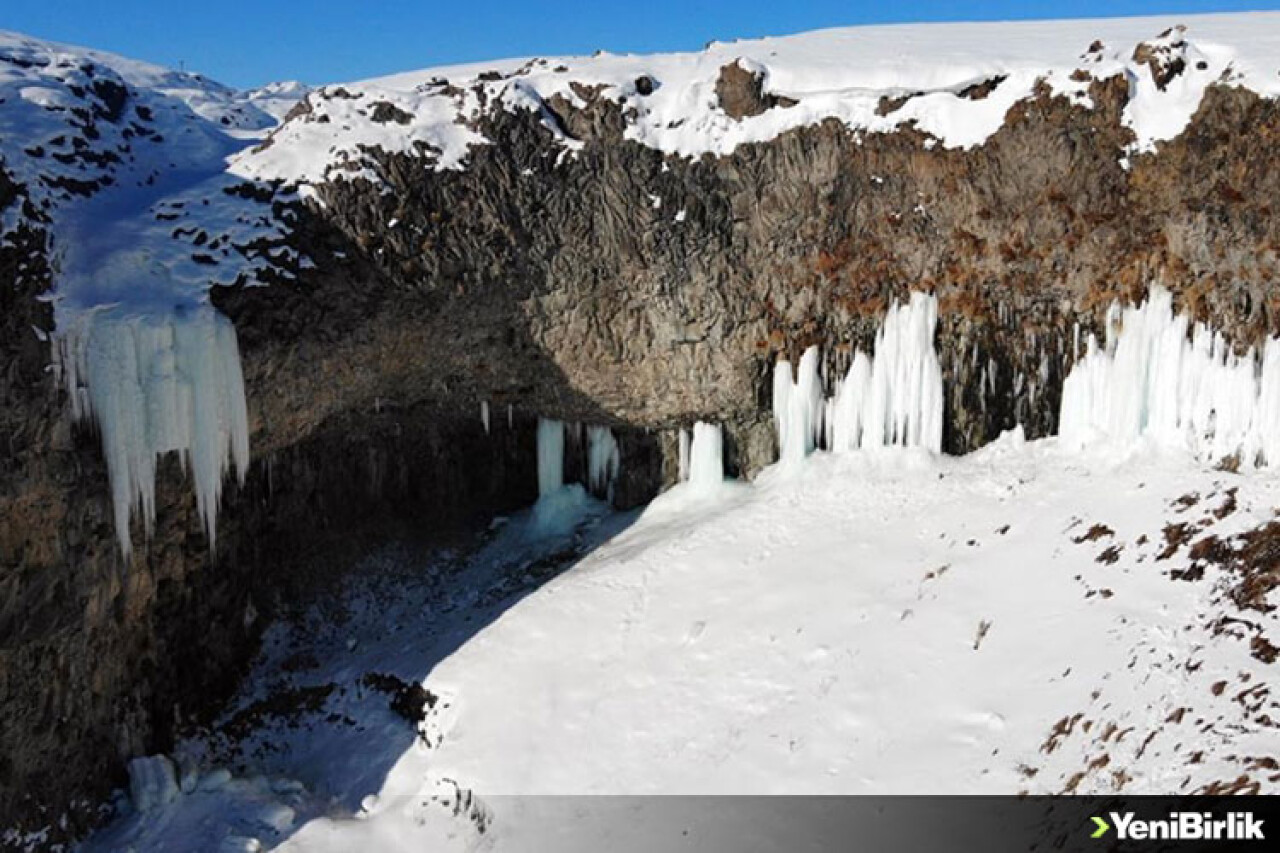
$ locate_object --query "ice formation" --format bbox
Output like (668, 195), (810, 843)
(57, 307), (250, 556)
(678, 429), (691, 482)
(586, 425), (621, 499)
(773, 292), (944, 463)
(1060, 286), (1280, 465)
(773, 348), (825, 466)
(127, 755), (179, 813)
(687, 422), (725, 490)
(480, 400), (491, 435)
(536, 418), (565, 497)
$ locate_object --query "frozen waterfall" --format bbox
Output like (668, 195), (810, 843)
(536, 418), (566, 497)
(587, 425), (620, 499)
(56, 307), (250, 556)
(773, 292), (944, 463)
(686, 422), (725, 490)
(1059, 285), (1280, 465)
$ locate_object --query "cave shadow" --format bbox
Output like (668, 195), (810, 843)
(83, 480), (644, 852)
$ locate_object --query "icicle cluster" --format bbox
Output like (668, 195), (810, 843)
(587, 425), (620, 499)
(57, 307), (250, 556)
(773, 292), (944, 463)
(534, 418), (621, 500)
(1060, 286), (1280, 465)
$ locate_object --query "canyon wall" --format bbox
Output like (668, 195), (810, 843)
(3, 49), (1280, 844)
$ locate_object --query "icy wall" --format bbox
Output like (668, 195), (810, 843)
(56, 307), (250, 556)
(1060, 286), (1280, 465)
(773, 293), (944, 464)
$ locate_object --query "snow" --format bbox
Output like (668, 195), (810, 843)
(82, 434), (1280, 850)
(55, 306), (250, 555)
(1060, 285), (1280, 467)
(775, 292), (943, 465)
(228, 12), (1280, 193)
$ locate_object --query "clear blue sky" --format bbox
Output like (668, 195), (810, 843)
(3, 1), (1275, 88)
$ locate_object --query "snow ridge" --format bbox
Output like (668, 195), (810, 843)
(229, 13), (1280, 194)
(1060, 285), (1280, 466)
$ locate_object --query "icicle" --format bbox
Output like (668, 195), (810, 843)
(687, 421), (724, 490)
(536, 418), (565, 497)
(773, 347), (824, 465)
(779, 292), (943, 460)
(1059, 285), (1280, 465)
(56, 306), (250, 557)
(480, 400), (490, 435)
(507, 403), (513, 429)
(586, 425), (620, 499)
(678, 428), (691, 482)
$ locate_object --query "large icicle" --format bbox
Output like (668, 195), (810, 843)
(773, 292), (943, 461)
(687, 421), (725, 490)
(56, 306), (250, 556)
(773, 347), (825, 465)
(1059, 285), (1280, 465)
(536, 418), (565, 497)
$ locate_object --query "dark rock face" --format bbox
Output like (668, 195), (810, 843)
(714, 60), (797, 119)
(4, 68), (1280, 845)
(222, 77), (1280, 469)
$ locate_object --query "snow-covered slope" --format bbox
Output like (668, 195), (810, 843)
(79, 282), (1280, 850)
(80, 435), (1280, 851)
(234, 12), (1280, 191)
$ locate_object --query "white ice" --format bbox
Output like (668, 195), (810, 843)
(686, 421), (725, 491)
(586, 425), (620, 500)
(1060, 285), (1280, 466)
(56, 306), (250, 556)
(535, 418), (565, 498)
(774, 292), (943, 464)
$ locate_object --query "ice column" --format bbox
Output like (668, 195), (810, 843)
(1059, 285), (1280, 465)
(678, 428), (691, 482)
(687, 421), (725, 490)
(773, 292), (943, 461)
(773, 347), (825, 465)
(536, 418), (565, 497)
(586, 425), (621, 498)
(57, 306), (250, 556)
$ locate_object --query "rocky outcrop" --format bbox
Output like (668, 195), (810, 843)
(714, 60), (798, 119)
(4, 44), (1280, 848)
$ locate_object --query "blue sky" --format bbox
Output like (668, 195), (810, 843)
(2, 1), (1274, 88)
